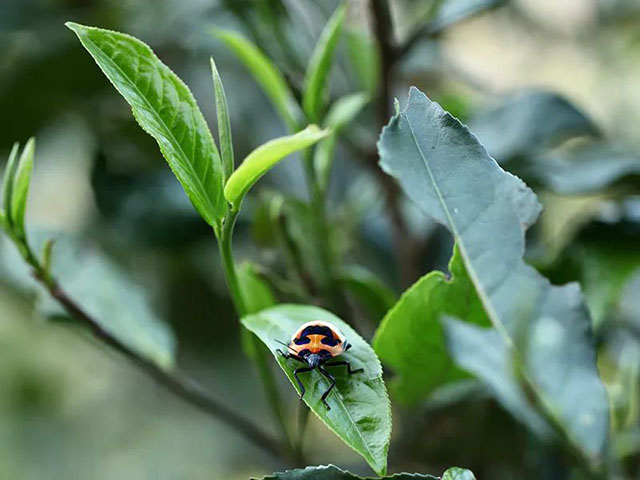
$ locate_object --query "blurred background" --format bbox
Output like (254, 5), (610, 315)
(1, 0), (640, 478)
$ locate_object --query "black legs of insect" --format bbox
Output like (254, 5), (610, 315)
(325, 361), (364, 375)
(293, 367), (312, 401)
(318, 367), (336, 410)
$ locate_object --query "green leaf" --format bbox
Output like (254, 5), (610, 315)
(237, 262), (276, 315)
(530, 144), (640, 195)
(441, 467), (477, 480)
(256, 464), (439, 479)
(0, 233), (176, 369)
(67, 23), (226, 227)
(242, 305), (391, 476)
(378, 87), (609, 459)
(345, 29), (380, 96)
(1, 142), (20, 226)
(443, 318), (552, 439)
(11, 137), (35, 237)
(0, 211), (6, 232)
(302, 2), (348, 122)
(338, 265), (396, 323)
(469, 90), (598, 164)
(214, 29), (302, 132)
(373, 245), (489, 404)
(314, 92), (369, 190)
(224, 125), (329, 208)
(210, 57), (234, 182)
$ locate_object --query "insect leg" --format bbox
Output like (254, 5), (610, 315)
(318, 367), (336, 410)
(293, 367), (313, 400)
(325, 360), (364, 375)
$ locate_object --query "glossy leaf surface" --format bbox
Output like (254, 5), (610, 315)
(378, 87), (609, 459)
(242, 305), (391, 475)
(67, 23), (225, 226)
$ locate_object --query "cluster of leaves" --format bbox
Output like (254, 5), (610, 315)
(2, 0), (640, 479)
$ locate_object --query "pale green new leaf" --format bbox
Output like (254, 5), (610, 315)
(67, 23), (225, 227)
(345, 30), (379, 96)
(224, 125), (329, 208)
(302, 2), (347, 122)
(210, 57), (234, 181)
(242, 305), (391, 476)
(1, 143), (20, 226)
(315, 92), (369, 190)
(214, 29), (302, 132)
(11, 137), (35, 237)
(373, 246), (489, 404)
(378, 87), (609, 459)
(257, 464), (438, 479)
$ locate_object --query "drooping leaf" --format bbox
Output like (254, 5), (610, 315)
(378, 87), (609, 459)
(210, 57), (234, 182)
(302, 2), (348, 122)
(224, 125), (329, 208)
(0, 233), (176, 369)
(10, 137), (35, 237)
(1, 143), (20, 226)
(373, 246), (489, 404)
(443, 318), (552, 439)
(338, 265), (396, 323)
(67, 23), (226, 227)
(469, 90), (598, 164)
(530, 144), (640, 195)
(214, 29), (302, 132)
(256, 464), (439, 480)
(314, 92), (369, 189)
(242, 305), (391, 476)
(237, 262), (276, 315)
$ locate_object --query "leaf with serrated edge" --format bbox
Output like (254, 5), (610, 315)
(214, 29), (302, 132)
(11, 138), (35, 237)
(67, 23), (225, 227)
(302, 2), (347, 122)
(378, 87), (609, 459)
(373, 245), (489, 404)
(255, 464), (440, 480)
(242, 305), (391, 476)
(224, 125), (329, 208)
(210, 57), (234, 182)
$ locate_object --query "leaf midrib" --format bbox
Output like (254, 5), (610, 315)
(80, 31), (218, 217)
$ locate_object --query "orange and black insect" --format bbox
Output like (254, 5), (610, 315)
(277, 320), (363, 410)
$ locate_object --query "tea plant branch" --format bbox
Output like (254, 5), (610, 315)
(216, 208), (296, 458)
(4, 236), (285, 459)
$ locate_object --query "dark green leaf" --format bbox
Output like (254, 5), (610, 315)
(444, 318), (552, 439)
(256, 464), (439, 479)
(242, 305), (391, 475)
(302, 2), (347, 122)
(210, 57), (234, 182)
(1, 142), (20, 226)
(373, 246), (489, 404)
(469, 90), (598, 164)
(67, 23), (226, 227)
(237, 262), (276, 314)
(224, 125), (329, 208)
(378, 87), (609, 459)
(11, 137), (35, 237)
(338, 265), (396, 323)
(214, 29), (302, 132)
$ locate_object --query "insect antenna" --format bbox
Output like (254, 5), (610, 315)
(274, 338), (297, 354)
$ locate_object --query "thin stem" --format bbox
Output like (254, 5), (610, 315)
(217, 208), (295, 456)
(13, 243), (284, 458)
